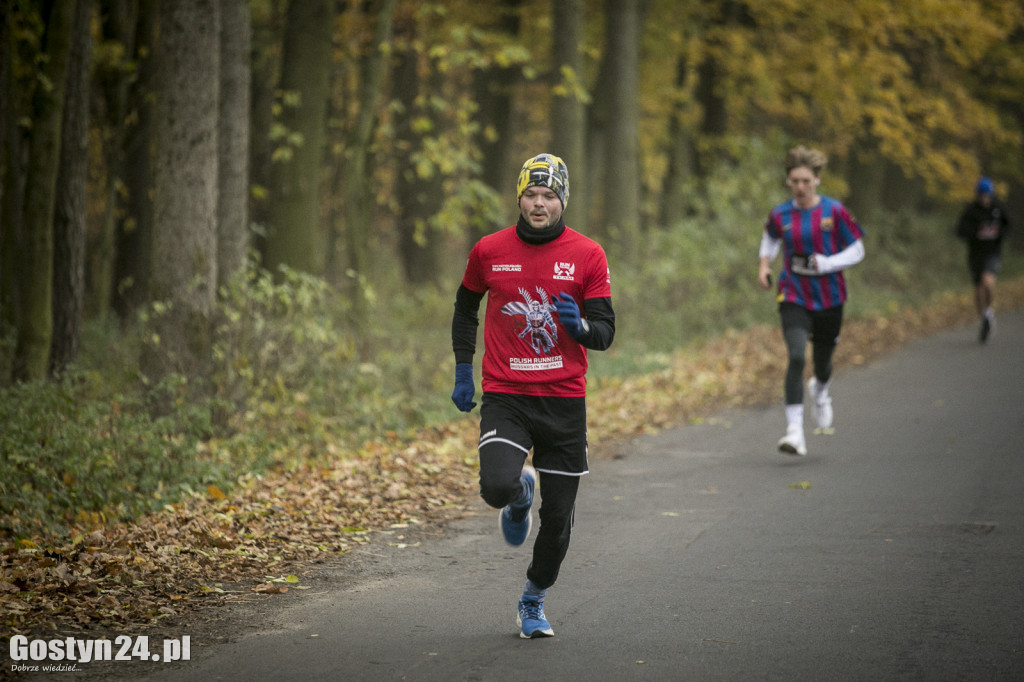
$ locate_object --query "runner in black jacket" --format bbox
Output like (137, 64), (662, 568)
(956, 177), (1011, 343)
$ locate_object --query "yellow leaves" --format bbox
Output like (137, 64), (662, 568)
(207, 484), (227, 501)
(682, 0), (1019, 200)
(788, 481), (812, 490)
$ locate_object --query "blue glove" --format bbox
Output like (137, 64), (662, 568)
(451, 363), (477, 412)
(554, 293), (586, 339)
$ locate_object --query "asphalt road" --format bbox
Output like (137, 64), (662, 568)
(125, 310), (1023, 681)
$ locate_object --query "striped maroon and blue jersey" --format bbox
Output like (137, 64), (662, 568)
(764, 196), (864, 311)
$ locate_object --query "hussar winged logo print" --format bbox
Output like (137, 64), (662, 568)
(501, 286), (558, 355)
(555, 262), (575, 277)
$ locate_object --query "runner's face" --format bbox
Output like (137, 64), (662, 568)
(519, 186), (563, 229)
(786, 166), (818, 208)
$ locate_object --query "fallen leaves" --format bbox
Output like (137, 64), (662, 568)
(0, 422), (480, 639)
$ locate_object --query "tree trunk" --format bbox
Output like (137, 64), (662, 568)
(0, 0), (21, 349)
(12, 0), (74, 382)
(600, 0), (641, 246)
(392, 44), (443, 286)
(247, 0), (284, 266)
(474, 0), (521, 206)
(111, 0), (156, 322)
(217, 0), (251, 286)
(50, 0), (93, 376)
(693, 2), (751, 179)
(843, 144), (887, 227)
(147, 0), (220, 379)
(585, 26), (610, 237)
(658, 55), (697, 227)
(93, 0), (137, 322)
(262, 0), (333, 277)
(551, 0), (586, 229)
(336, 0), (395, 335)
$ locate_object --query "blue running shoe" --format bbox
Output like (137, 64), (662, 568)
(499, 465), (536, 546)
(517, 595), (554, 638)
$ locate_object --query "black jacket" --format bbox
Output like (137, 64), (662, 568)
(956, 198), (1011, 255)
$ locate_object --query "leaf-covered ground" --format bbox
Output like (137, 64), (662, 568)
(3, 281), (1022, 648)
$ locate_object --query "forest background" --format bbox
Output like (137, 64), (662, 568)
(1, 0), (1023, 542)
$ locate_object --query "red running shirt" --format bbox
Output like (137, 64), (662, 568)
(461, 226), (612, 397)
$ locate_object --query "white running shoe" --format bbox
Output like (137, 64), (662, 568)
(807, 377), (833, 431)
(778, 424), (807, 456)
(980, 309), (995, 343)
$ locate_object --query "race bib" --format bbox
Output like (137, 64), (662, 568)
(790, 253), (820, 277)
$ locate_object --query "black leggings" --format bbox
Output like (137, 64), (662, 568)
(779, 302), (843, 405)
(479, 453), (579, 590)
(478, 393), (585, 590)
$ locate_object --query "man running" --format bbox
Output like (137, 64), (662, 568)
(758, 146), (866, 456)
(451, 153), (615, 638)
(956, 177), (1012, 343)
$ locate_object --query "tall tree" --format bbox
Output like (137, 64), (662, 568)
(691, 1), (739, 174)
(0, 0), (19, 346)
(247, 0), (284, 265)
(598, 0), (641, 246)
(50, 0), (94, 375)
(217, 0), (252, 285)
(94, 0), (137, 321)
(110, 0), (157, 321)
(332, 0), (396, 330)
(551, 0), (587, 226)
(12, 0), (74, 382)
(148, 0), (220, 378)
(391, 30), (444, 286)
(657, 53), (698, 227)
(262, 0), (333, 277)
(474, 0), (522, 201)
